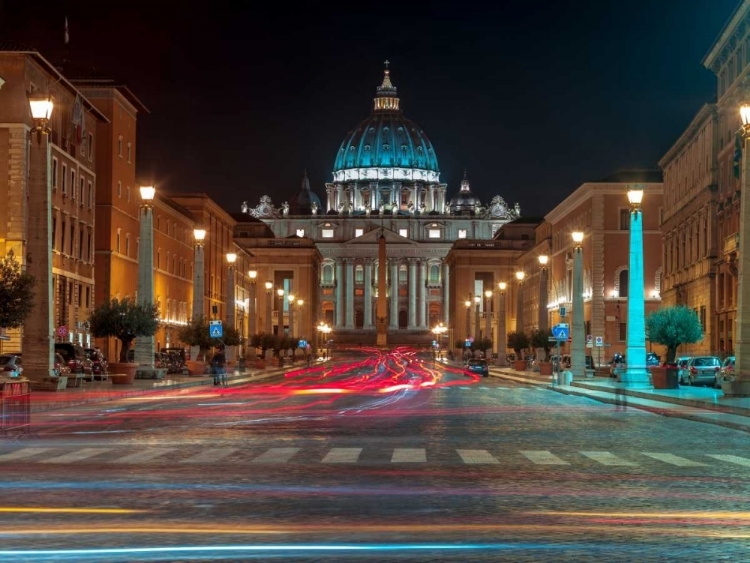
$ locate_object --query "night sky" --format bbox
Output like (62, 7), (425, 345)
(1, 0), (740, 217)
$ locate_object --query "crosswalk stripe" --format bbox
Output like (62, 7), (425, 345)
(391, 448), (426, 463)
(706, 454), (750, 467)
(110, 448), (176, 464)
(0, 448), (51, 462)
(642, 452), (707, 467)
(180, 447), (238, 464)
(457, 449), (499, 464)
(251, 447), (300, 463)
(322, 448), (362, 463)
(520, 450), (570, 465)
(40, 448), (111, 464)
(580, 451), (639, 466)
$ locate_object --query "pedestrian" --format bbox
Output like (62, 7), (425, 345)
(614, 384), (627, 411)
(211, 345), (227, 387)
(305, 343), (312, 367)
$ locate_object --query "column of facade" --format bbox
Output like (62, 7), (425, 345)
(442, 263), (450, 326)
(390, 260), (399, 328)
(345, 259), (355, 329)
(335, 259), (344, 329)
(408, 259), (417, 329)
(419, 260), (427, 329)
(364, 260), (373, 329)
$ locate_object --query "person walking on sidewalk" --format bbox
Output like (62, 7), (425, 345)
(211, 345), (227, 387)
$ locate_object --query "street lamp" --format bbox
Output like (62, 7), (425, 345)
(192, 228), (206, 321)
(296, 299), (304, 343)
(474, 294), (481, 345)
(484, 290), (493, 343)
(730, 105), (750, 394)
(317, 322), (332, 359)
(465, 298), (472, 342)
(134, 186), (156, 370)
(497, 282), (507, 365)
(538, 255), (549, 332)
(265, 281), (273, 335)
(225, 252), (237, 363)
(515, 270), (525, 333)
(277, 288), (285, 335)
(22, 93), (56, 382)
(571, 231), (585, 379)
(432, 322), (447, 360)
(248, 270), (257, 360)
(288, 294), (295, 338)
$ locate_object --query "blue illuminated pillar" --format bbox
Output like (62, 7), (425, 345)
(571, 232), (585, 379)
(623, 187), (650, 387)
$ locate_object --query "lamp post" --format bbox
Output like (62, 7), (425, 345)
(484, 290), (492, 343)
(474, 295), (481, 345)
(248, 270), (257, 360)
(277, 288), (285, 335)
(288, 294), (295, 338)
(571, 231), (585, 379)
(264, 281), (273, 335)
(515, 270), (525, 333)
(296, 299), (304, 343)
(432, 322), (447, 360)
(134, 185), (156, 370)
(730, 105), (750, 395)
(317, 322), (332, 360)
(497, 282), (507, 365)
(621, 188), (650, 386)
(23, 93), (56, 382)
(465, 298), (472, 342)
(538, 255), (549, 332)
(225, 253), (237, 363)
(191, 228), (206, 361)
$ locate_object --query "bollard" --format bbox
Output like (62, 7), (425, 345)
(560, 370), (573, 385)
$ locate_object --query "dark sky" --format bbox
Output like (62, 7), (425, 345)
(0, 0), (740, 217)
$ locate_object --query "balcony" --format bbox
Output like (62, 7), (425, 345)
(724, 233), (739, 256)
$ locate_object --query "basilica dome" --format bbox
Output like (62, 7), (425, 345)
(449, 172), (482, 214)
(288, 172), (322, 215)
(332, 64), (440, 184)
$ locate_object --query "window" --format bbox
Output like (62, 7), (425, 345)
(118, 135), (123, 157)
(618, 269), (629, 298)
(296, 229), (305, 237)
(78, 226), (84, 258)
(157, 249), (160, 269)
(399, 264), (407, 283)
(127, 142), (132, 163)
(117, 181), (122, 198)
(85, 287), (90, 308)
(355, 228), (364, 237)
(399, 229), (408, 237)
(458, 229), (467, 239)
(126, 186), (130, 202)
(429, 264), (440, 283)
(61, 219), (66, 252)
(619, 209), (629, 230)
(125, 234), (130, 257)
(68, 282), (73, 305)
(87, 229), (92, 261)
(322, 264), (334, 282)
(116, 229), (121, 253)
(79, 178), (84, 205)
(87, 132), (93, 161)
(88, 182), (93, 208)
(355, 265), (364, 283)
(71, 170), (76, 199)
(619, 322), (627, 341)
(322, 229), (334, 238)
(52, 158), (58, 189)
(428, 229), (441, 239)
(78, 283), (82, 307)
(700, 305), (706, 331)
(62, 164), (67, 195)
(69, 223), (75, 255)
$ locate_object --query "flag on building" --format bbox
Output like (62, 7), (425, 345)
(734, 131), (742, 179)
(64, 17), (69, 45)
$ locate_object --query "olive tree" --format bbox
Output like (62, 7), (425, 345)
(0, 250), (35, 329)
(645, 305), (703, 365)
(89, 298), (159, 362)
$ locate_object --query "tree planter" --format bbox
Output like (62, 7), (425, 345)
(650, 366), (678, 389)
(254, 360), (266, 369)
(186, 360), (208, 376)
(539, 361), (553, 376)
(513, 359), (527, 371)
(108, 363), (137, 385)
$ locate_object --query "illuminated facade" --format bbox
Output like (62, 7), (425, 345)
(241, 65), (520, 344)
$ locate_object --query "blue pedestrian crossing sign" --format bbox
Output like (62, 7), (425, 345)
(551, 323), (569, 341)
(209, 320), (223, 338)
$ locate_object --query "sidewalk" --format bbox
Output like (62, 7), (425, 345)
(489, 365), (750, 433)
(24, 365), (289, 414)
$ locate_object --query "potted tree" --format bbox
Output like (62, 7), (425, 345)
(507, 331), (530, 371)
(88, 298), (159, 384)
(177, 316), (212, 375)
(645, 305), (703, 389)
(531, 328), (554, 375)
(249, 333), (270, 368)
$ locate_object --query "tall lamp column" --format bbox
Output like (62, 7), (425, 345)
(23, 94), (56, 382)
(248, 270), (257, 360)
(225, 253), (237, 363)
(191, 228), (206, 360)
(134, 185), (156, 370)
(622, 188), (650, 386)
(730, 104), (750, 395)
(484, 290), (493, 343)
(571, 231), (585, 379)
(288, 294), (295, 338)
(465, 298), (472, 341)
(277, 288), (285, 335)
(538, 255), (549, 332)
(515, 271), (525, 333)
(474, 295), (481, 344)
(497, 282), (507, 365)
(265, 281), (273, 335)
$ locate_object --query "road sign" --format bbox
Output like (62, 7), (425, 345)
(56, 325), (68, 337)
(559, 306), (566, 317)
(586, 335), (593, 344)
(595, 336), (603, 347)
(209, 320), (223, 338)
(551, 324), (569, 341)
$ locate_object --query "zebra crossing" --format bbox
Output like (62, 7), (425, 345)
(0, 445), (748, 469)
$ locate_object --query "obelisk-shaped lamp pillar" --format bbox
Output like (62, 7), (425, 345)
(134, 185), (156, 369)
(571, 231), (585, 379)
(376, 232), (388, 348)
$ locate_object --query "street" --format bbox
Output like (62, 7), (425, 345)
(1, 347), (749, 562)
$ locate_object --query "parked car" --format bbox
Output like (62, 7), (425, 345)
(54, 353), (71, 377)
(0, 354), (23, 377)
(686, 356), (722, 387)
(55, 343), (92, 377)
(675, 357), (692, 385)
(720, 356), (735, 384)
(465, 358), (489, 377)
(84, 348), (108, 380)
(646, 352), (660, 366)
(162, 348), (187, 374)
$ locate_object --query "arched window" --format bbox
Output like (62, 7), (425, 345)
(399, 264), (407, 283)
(429, 264), (440, 283)
(355, 265), (364, 284)
(619, 269), (629, 298)
(322, 263), (334, 283)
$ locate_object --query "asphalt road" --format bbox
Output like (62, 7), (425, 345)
(1, 347), (749, 562)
